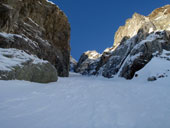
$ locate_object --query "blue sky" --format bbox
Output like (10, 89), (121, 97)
(51, 0), (169, 60)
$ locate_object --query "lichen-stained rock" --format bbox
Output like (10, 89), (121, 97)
(0, 48), (58, 83)
(0, 0), (70, 77)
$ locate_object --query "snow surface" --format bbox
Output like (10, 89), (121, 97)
(0, 33), (22, 41)
(0, 32), (40, 48)
(46, 0), (55, 5)
(0, 71), (170, 128)
(85, 51), (101, 60)
(0, 48), (48, 71)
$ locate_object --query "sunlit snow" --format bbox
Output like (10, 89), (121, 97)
(0, 70), (170, 128)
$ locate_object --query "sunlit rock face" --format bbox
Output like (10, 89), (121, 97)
(114, 5), (170, 49)
(0, 0), (70, 77)
(76, 5), (170, 80)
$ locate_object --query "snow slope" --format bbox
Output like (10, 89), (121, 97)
(0, 71), (170, 128)
(134, 50), (170, 82)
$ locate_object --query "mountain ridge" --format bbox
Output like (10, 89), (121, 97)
(75, 5), (170, 80)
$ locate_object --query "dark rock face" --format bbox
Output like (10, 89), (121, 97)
(0, 0), (70, 77)
(70, 56), (77, 72)
(0, 48), (58, 83)
(102, 36), (138, 78)
(102, 31), (170, 79)
(119, 31), (170, 79)
(75, 51), (101, 75)
(76, 5), (170, 80)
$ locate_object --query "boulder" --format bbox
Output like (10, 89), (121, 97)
(147, 76), (157, 81)
(0, 48), (58, 83)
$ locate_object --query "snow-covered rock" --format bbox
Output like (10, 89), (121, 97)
(0, 48), (58, 83)
(118, 31), (170, 79)
(134, 49), (170, 81)
(70, 56), (77, 72)
(101, 30), (170, 79)
(75, 51), (101, 75)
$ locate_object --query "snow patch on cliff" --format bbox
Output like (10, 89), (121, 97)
(0, 48), (48, 71)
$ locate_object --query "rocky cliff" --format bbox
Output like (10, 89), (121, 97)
(75, 5), (170, 80)
(0, 0), (70, 77)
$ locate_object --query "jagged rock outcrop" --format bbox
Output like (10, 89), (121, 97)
(70, 56), (77, 72)
(76, 5), (170, 80)
(75, 51), (101, 75)
(115, 30), (170, 79)
(0, 0), (70, 77)
(0, 48), (58, 83)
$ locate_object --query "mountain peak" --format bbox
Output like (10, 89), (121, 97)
(114, 4), (170, 48)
